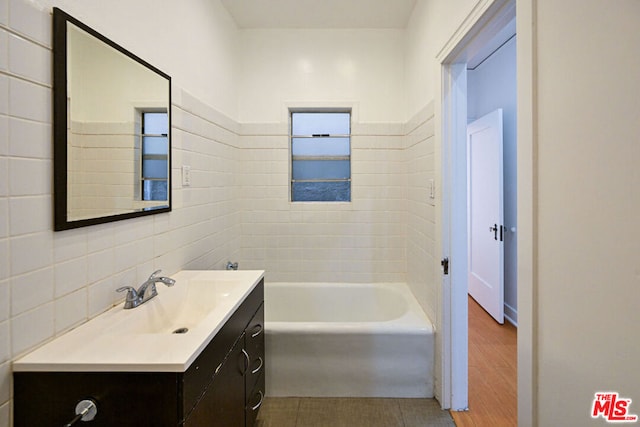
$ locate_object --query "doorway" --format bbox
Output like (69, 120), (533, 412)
(466, 26), (518, 327)
(436, 0), (535, 423)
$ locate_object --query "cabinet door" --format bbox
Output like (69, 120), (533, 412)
(184, 334), (246, 427)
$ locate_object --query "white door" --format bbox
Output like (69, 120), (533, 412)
(467, 109), (504, 324)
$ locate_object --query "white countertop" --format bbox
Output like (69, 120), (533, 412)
(12, 270), (264, 373)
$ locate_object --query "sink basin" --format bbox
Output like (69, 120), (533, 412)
(12, 270), (264, 372)
(106, 278), (243, 335)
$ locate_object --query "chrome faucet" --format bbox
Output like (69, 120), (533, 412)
(116, 270), (176, 309)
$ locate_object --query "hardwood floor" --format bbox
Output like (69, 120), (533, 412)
(450, 296), (518, 427)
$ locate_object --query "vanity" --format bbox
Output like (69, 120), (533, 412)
(13, 270), (265, 427)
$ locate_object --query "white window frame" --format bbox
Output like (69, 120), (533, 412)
(289, 109), (352, 202)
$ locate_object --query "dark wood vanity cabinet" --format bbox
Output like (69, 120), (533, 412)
(244, 303), (266, 426)
(184, 296), (265, 427)
(14, 279), (265, 427)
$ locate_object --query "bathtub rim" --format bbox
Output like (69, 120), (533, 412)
(265, 281), (434, 335)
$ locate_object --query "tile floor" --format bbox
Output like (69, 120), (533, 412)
(255, 397), (455, 427)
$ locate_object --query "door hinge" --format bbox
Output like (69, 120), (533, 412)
(441, 257), (449, 275)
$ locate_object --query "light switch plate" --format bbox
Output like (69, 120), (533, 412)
(182, 165), (191, 187)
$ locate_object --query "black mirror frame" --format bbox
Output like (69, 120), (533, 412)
(52, 7), (172, 231)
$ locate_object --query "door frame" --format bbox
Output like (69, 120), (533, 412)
(435, 0), (536, 425)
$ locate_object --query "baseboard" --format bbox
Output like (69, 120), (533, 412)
(504, 302), (518, 327)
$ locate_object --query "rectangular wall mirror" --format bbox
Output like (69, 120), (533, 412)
(53, 8), (172, 231)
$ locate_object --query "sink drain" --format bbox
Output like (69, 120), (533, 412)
(172, 327), (189, 334)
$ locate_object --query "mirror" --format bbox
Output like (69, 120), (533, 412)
(53, 8), (171, 231)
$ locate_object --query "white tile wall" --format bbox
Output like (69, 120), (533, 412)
(0, 30), (7, 72)
(8, 0), (50, 47)
(0, 75), (7, 115)
(405, 102), (437, 320)
(238, 122), (408, 283)
(0, 321), (9, 363)
(9, 232), (52, 275)
(10, 268), (53, 316)
(0, 116), (7, 156)
(0, 159), (6, 198)
(9, 117), (51, 159)
(8, 78), (50, 122)
(11, 302), (54, 356)
(54, 288), (87, 334)
(0, 281), (8, 321)
(0, 0), (8, 26)
(9, 195), (51, 235)
(8, 32), (50, 84)
(0, 402), (8, 427)
(0, 240), (7, 282)
(54, 257), (88, 298)
(8, 158), (50, 196)
(0, 199), (6, 238)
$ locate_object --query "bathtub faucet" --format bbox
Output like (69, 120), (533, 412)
(116, 269), (176, 309)
(226, 261), (239, 270)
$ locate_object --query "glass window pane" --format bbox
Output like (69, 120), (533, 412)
(143, 112), (168, 135)
(142, 159), (168, 179)
(292, 112), (350, 136)
(292, 181), (350, 202)
(142, 136), (168, 155)
(292, 137), (350, 156)
(292, 160), (350, 180)
(143, 180), (168, 201)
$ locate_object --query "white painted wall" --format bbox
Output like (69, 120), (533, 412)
(404, 0), (479, 118)
(467, 36), (517, 324)
(535, 0), (640, 424)
(237, 29), (405, 123)
(40, 0), (240, 119)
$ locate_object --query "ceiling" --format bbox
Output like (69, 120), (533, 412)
(220, 0), (418, 29)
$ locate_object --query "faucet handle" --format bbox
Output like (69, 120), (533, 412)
(116, 286), (140, 309)
(116, 286), (138, 301)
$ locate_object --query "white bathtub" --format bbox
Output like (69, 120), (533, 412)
(264, 282), (434, 398)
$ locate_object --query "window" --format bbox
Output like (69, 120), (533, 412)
(291, 111), (351, 202)
(141, 111), (169, 201)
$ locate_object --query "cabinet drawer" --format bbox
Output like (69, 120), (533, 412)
(245, 372), (265, 427)
(14, 372), (179, 427)
(244, 303), (264, 393)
